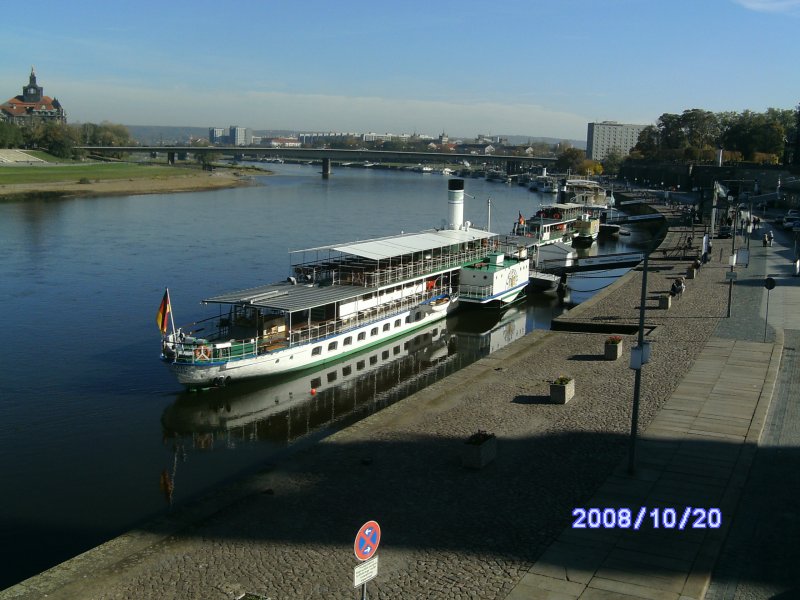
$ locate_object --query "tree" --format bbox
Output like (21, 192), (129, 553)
(601, 149), (624, 176)
(580, 159), (603, 176)
(40, 122), (79, 158)
(555, 147), (585, 173)
(0, 122), (23, 148)
(633, 125), (660, 158)
(18, 121), (79, 157)
(70, 121), (134, 147)
(657, 113), (687, 151)
(679, 109), (720, 151)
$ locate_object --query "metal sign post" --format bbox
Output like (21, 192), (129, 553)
(353, 521), (381, 600)
(764, 278), (776, 342)
(727, 252), (737, 318)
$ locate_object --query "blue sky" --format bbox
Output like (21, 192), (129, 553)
(1, 0), (798, 140)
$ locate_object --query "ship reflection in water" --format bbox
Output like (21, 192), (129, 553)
(161, 299), (541, 454)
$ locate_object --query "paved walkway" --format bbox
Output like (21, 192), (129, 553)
(507, 216), (799, 600)
(507, 337), (781, 600)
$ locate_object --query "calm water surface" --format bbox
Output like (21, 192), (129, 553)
(0, 164), (653, 588)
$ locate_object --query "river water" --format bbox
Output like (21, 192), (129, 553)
(0, 163), (655, 588)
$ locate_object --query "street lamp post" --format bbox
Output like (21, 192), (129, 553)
(628, 252), (650, 474)
(727, 202), (737, 318)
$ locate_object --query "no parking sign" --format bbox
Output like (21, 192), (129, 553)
(354, 520), (381, 561)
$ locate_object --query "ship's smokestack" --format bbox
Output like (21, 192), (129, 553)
(448, 178), (465, 230)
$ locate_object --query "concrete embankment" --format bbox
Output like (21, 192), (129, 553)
(5, 198), (736, 600)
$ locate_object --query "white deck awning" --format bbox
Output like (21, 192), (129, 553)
(333, 228), (495, 261)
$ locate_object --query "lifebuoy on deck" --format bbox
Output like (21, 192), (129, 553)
(553, 212), (561, 219)
(194, 345), (211, 361)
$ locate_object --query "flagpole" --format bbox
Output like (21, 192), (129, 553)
(167, 287), (177, 339)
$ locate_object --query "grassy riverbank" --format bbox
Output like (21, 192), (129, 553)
(0, 161), (262, 200)
(0, 162), (183, 184)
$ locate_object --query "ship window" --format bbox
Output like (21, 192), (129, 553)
(371, 327), (378, 336)
(357, 332), (366, 341)
(312, 346), (322, 356)
(405, 316), (411, 324)
(343, 336), (353, 346)
(394, 319), (401, 328)
(383, 323), (390, 332)
(393, 346), (400, 355)
(382, 350), (389, 360)
(432, 328), (438, 336)
(356, 360), (365, 370)
(328, 341), (338, 351)
(327, 371), (337, 382)
(370, 355), (378, 365)
(310, 377), (322, 388)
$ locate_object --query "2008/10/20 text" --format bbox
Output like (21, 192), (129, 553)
(572, 507), (722, 530)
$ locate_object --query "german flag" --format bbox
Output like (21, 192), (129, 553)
(156, 289), (171, 334)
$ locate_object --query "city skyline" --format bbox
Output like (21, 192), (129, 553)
(1, 0), (798, 141)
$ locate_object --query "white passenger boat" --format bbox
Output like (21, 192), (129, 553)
(512, 202), (585, 245)
(160, 179), (503, 388)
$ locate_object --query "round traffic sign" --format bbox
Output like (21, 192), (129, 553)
(354, 520), (381, 561)
(764, 277), (776, 290)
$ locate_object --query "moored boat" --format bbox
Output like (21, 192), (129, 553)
(572, 213), (600, 244)
(529, 175), (558, 194)
(512, 202), (585, 245)
(458, 250), (530, 307)
(159, 180), (503, 388)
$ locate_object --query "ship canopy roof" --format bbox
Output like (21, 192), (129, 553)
(204, 280), (376, 313)
(203, 227), (496, 313)
(330, 228), (494, 261)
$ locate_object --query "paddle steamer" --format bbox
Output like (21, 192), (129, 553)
(160, 180), (525, 388)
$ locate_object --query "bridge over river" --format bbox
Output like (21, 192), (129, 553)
(77, 145), (557, 177)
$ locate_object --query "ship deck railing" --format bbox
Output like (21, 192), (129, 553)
(459, 283), (496, 300)
(170, 286), (452, 366)
(294, 246), (489, 289)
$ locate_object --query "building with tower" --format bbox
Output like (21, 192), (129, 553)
(1, 68), (67, 125)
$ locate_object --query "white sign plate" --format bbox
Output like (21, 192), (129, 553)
(725, 271), (738, 280)
(354, 556), (379, 588)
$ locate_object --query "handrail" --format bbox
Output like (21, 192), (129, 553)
(459, 283), (494, 299)
(169, 286), (451, 365)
